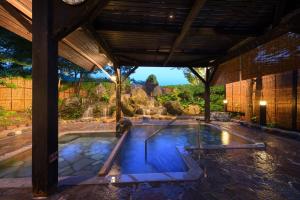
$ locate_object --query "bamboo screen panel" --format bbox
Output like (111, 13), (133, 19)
(0, 78), (32, 111)
(0, 77), (85, 111)
(226, 70), (299, 130)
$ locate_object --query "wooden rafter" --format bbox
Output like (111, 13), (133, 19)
(3, 0), (114, 79)
(188, 67), (206, 84)
(63, 38), (116, 83)
(163, 0), (207, 66)
(53, 0), (110, 40)
(83, 25), (119, 66)
(1, 2), (31, 32)
(95, 23), (260, 37)
(122, 66), (138, 81)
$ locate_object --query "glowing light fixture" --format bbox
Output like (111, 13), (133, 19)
(259, 100), (267, 106)
(110, 176), (116, 183)
(209, 59), (215, 63)
(223, 99), (228, 104)
(168, 12), (175, 20)
(62, 0), (86, 5)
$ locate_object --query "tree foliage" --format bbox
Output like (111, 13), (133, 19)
(145, 74), (159, 95)
(182, 67), (205, 86)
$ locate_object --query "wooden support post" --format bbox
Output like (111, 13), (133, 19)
(255, 76), (262, 121)
(204, 69), (211, 122)
(245, 79), (254, 121)
(292, 70), (298, 130)
(115, 66), (122, 125)
(32, 1), (58, 197)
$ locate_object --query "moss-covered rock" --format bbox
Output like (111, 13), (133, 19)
(130, 87), (148, 105)
(116, 118), (133, 137)
(60, 97), (84, 119)
(163, 101), (183, 115)
(183, 105), (201, 115)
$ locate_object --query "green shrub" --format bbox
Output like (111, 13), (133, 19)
(60, 97), (84, 120)
(101, 93), (110, 103)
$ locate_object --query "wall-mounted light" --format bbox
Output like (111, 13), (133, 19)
(259, 100), (267, 106)
(62, 0), (86, 5)
(223, 99), (228, 104)
(168, 12), (175, 20)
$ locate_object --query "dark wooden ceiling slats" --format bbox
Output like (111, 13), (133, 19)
(92, 0), (297, 67)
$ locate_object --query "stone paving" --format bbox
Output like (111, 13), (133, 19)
(0, 121), (300, 199)
(0, 134), (117, 178)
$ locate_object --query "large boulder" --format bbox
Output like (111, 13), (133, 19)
(116, 118), (133, 137)
(60, 97), (84, 119)
(152, 86), (162, 97)
(130, 87), (148, 105)
(183, 105), (201, 115)
(211, 112), (231, 122)
(163, 101), (183, 115)
(121, 96), (135, 117)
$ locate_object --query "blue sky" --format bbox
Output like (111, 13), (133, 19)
(130, 67), (188, 86)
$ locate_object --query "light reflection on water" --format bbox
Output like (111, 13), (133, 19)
(116, 125), (249, 174)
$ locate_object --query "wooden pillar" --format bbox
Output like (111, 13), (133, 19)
(204, 69), (211, 122)
(32, 1), (58, 197)
(115, 66), (122, 124)
(254, 76), (262, 122)
(292, 70), (298, 130)
(245, 79), (254, 121)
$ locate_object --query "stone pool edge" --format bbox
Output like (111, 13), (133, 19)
(105, 146), (203, 184)
(98, 130), (129, 176)
(0, 130), (116, 163)
(191, 122), (266, 150)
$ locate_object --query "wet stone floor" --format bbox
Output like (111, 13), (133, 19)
(1, 122), (300, 200)
(0, 135), (117, 178)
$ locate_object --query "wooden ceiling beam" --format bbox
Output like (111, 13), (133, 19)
(1, 2), (31, 32)
(113, 48), (223, 57)
(6, 0), (110, 40)
(163, 0), (207, 66)
(62, 38), (115, 83)
(95, 23), (261, 37)
(188, 67), (206, 84)
(83, 25), (119, 67)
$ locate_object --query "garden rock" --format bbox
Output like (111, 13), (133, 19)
(130, 87), (148, 105)
(183, 105), (201, 115)
(211, 112), (231, 121)
(164, 101), (183, 115)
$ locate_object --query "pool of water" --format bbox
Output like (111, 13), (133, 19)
(0, 133), (117, 178)
(113, 124), (250, 174)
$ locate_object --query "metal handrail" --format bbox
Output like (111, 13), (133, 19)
(144, 118), (177, 160)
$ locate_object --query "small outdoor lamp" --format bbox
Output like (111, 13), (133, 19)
(223, 99), (228, 112)
(259, 100), (267, 126)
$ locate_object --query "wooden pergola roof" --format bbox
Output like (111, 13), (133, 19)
(0, 0), (300, 70)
